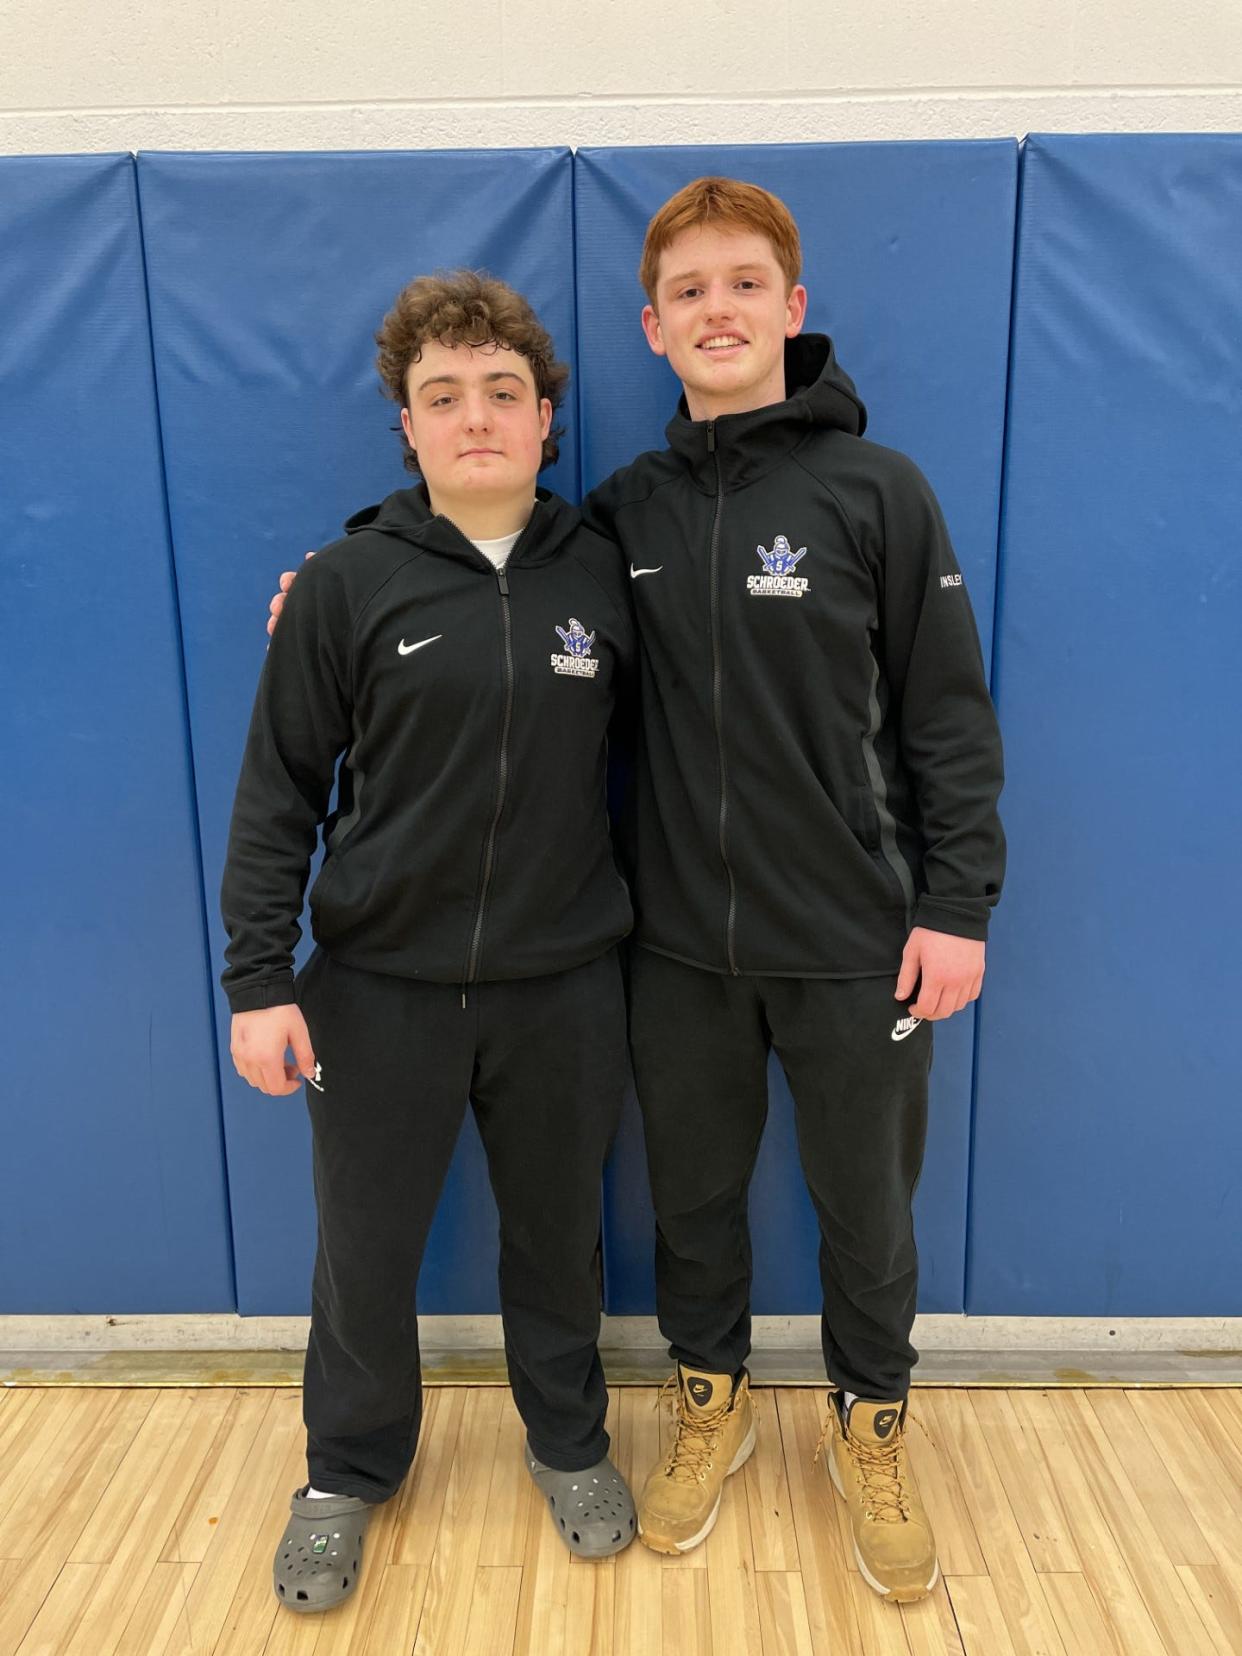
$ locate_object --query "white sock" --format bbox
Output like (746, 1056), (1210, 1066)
(843, 1390), (858, 1414)
(306, 1485), (335, 1499)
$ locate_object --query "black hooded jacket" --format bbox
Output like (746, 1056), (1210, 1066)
(584, 334), (1006, 978)
(220, 488), (635, 1012)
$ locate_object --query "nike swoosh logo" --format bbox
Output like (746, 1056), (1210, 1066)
(397, 635), (442, 656)
(891, 1017), (923, 1042)
(630, 565), (663, 578)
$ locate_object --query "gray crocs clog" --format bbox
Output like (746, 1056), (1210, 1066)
(272, 1486), (373, 1614)
(525, 1448), (637, 1558)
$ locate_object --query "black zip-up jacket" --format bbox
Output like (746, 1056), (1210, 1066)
(220, 487), (635, 1013)
(584, 333), (1005, 978)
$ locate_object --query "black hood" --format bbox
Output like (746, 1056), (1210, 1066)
(343, 484), (583, 569)
(665, 333), (868, 492)
(785, 332), (867, 435)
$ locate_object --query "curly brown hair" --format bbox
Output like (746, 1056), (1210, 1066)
(375, 270), (569, 474)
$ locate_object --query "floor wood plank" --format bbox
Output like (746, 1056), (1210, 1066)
(847, 1570), (914, 1654)
(350, 1562), (427, 1656)
(744, 1391), (800, 1572)
(0, 1391), (85, 1522)
(967, 1391), (1080, 1574)
(412, 1388), (503, 1656)
(898, 1581), (968, 1656)
(1175, 1562), (1242, 1656)
(903, 1398), (987, 1579)
(391, 1388), (467, 1568)
(755, 1571), (815, 1656)
(610, 1389), (663, 1655)
(0, 1392), (155, 1655)
(1008, 1391), (1168, 1656)
(661, 1571), (712, 1656)
(0, 1391), (39, 1466)
(1060, 1389), (1214, 1656)
(462, 1565), (521, 1656)
(114, 1561), (199, 1656)
(1126, 1388), (1242, 1568)
(162, 1389), (272, 1565)
(9, 1394), (144, 1567)
(566, 1550), (616, 1656)
(477, 1397), (533, 1569)
(944, 1576), (1020, 1656)
(12, 1559), (103, 1656)
(177, 1389), (305, 1655)
(1040, 1570), (1128, 1656)
(63, 1391), (234, 1656)
(0, 1382), (1237, 1656)
(1083, 1391), (1214, 1568)
(921, 1391), (1069, 1656)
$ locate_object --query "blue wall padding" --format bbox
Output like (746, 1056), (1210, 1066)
(970, 134), (1242, 1313)
(576, 143), (1017, 1314)
(8, 138), (1240, 1321)
(137, 150), (579, 1313)
(0, 155), (234, 1310)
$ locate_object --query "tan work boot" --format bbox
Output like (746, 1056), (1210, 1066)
(817, 1392), (939, 1602)
(637, 1365), (756, 1554)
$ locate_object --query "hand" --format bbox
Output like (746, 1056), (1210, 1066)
(231, 1005), (317, 1095)
(895, 927), (985, 1021)
(266, 550), (316, 637)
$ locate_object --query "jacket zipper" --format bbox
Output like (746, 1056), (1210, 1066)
(707, 421), (740, 975)
(462, 563), (515, 1004)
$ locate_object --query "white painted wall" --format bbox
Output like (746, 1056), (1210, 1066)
(3, 0), (1240, 153)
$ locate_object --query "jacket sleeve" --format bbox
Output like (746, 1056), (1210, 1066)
(879, 460), (1006, 941)
(220, 556), (354, 1012)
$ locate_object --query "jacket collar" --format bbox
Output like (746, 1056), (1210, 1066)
(663, 334), (867, 494)
(344, 484), (581, 570)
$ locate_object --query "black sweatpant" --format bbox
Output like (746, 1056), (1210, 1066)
(293, 945), (627, 1501)
(627, 949), (931, 1401)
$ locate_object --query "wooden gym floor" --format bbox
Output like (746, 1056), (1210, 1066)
(1, 1383), (1240, 1655)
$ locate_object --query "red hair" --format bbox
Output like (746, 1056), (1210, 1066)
(640, 177), (802, 304)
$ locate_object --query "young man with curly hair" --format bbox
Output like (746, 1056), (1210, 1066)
(223, 272), (640, 1615)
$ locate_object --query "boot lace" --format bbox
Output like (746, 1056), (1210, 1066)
(655, 1375), (748, 1486)
(813, 1401), (912, 1523)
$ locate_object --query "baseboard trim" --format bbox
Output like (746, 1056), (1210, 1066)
(1, 1312), (1239, 1354)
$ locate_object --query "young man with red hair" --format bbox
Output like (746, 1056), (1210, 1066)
(580, 177), (1004, 1600)
(268, 180), (1004, 1604)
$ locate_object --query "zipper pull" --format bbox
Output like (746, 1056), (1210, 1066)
(496, 566), (509, 597)
(706, 420), (716, 454)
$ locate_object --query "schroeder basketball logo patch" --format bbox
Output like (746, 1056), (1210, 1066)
(748, 534), (809, 598)
(551, 617), (600, 678)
